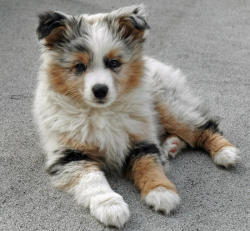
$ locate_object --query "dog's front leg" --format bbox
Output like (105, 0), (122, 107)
(125, 142), (180, 214)
(46, 148), (130, 228)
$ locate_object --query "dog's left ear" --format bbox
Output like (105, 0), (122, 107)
(36, 11), (68, 48)
(111, 5), (150, 42)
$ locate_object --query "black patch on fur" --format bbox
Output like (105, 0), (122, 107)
(130, 142), (159, 156)
(37, 11), (66, 40)
(133, 8), (139, 14)
(60, 149), (89, 164)
(122, 142), (160, 174)
(198, 119), (221, 133)
(74, 44), (89, 53)
(47, 149), (89, 175)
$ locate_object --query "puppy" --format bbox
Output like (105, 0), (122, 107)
(33, 5), (240, 228)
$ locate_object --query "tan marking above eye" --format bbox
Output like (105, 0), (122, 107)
(105, 48), (124, 63)
(74, 52), (90, 65)
(71, 52), (90, 75)
(106, 48), (120, 60)
(48, 63), (84, 102)
(120, 59), (143, 93)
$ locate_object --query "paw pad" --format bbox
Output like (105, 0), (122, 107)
(162, 136), (186, 158)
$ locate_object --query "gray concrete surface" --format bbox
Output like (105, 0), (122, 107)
(0, 0), (249, 230)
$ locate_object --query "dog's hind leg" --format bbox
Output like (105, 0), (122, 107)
(145, 57), (239, 167)
(156, 102), (240, 168)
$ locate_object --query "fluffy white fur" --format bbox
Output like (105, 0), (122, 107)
(34, 65), (158, 168)
(144, 56), (207, 129)
(34, 55), (181, 227)
(89, 192), (129, 228)
(34, 55), (185, 219)
(214, 146), (240, 168)
(34, 55), (201, 167)
(144, 186), (180, 214)
(72, 171), (129, 228)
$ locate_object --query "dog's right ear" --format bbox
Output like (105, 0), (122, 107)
(36, 11), (67, 48)
(110, 5), (150, 43)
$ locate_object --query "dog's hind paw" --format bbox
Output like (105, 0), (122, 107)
(162, 136), (186, 158)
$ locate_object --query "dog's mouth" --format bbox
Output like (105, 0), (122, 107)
(85, 98), (113, 108)
(96, 99), (106, 104)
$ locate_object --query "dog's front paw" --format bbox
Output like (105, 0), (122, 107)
(90, 192), (130, 228)
(144, 187), (180, 214)
(214, 146), (240, 168)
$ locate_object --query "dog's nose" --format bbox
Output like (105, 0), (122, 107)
(92, 84), (108, 99)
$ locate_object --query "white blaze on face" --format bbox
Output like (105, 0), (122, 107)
(81, 24), (122, 107)
(83, 69), (117, 107)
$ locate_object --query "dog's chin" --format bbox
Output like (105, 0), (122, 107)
(85, 98), (114, 108)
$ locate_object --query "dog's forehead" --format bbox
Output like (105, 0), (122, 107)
(62, 13), (131, 64)
(82, 13), (108, 24)
(87, 25), (120, 57)
(75, 16), (126, 64)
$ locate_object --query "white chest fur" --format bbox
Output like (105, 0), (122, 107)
(35, 84), (157, 168)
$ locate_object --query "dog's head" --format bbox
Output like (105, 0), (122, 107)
(37, 5), (149, 107)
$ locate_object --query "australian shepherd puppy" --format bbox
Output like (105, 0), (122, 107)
(33, 5), (240, 228)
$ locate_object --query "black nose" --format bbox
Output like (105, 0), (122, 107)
(92, 84), (108, 99)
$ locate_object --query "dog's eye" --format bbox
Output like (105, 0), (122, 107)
(109, 60), (121, 69)
(105, 59), (121, 70)
(74, 63), (87, 75)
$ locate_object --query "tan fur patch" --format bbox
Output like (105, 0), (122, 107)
(105, 48), (124, 75)
(195, 130), (233, 158)
(48, 52), (89, 101)
(48, 63), (84, 102)
(45, 26), (66, 48)
(118, 17), (144, 40)
(120, 59), (143, 94)
(155, 102), (197, 145)
(156, 102), (234, 158)
(58, 134), (106, 164)
(130, 155), (176, 197)
(106, 48), (121, 61)
(128, 133), (145, 144)
(74, 52), (90, 67)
